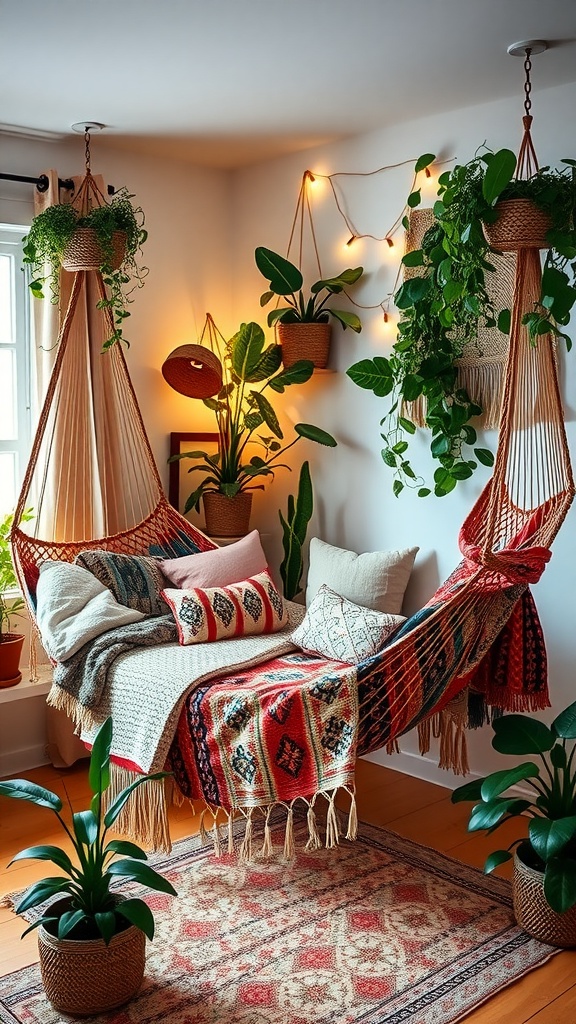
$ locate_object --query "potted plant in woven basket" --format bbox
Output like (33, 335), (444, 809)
(165, 317), (337, 537)
(255, 247), (363, 369)
(0, 510), (33, 687)
(452, 700), (576, 948)
(347, 148), (576, 498)
(23, 176), (148, 350)
(0, 717), (177, 1014)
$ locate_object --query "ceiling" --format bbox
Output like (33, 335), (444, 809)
(2, 0), (576, 168)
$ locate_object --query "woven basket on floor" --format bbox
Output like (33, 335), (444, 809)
(62, 227), (127, 272)
(513, 851), (576, 948)
(38, 910), (146, 1014)
(277, 322), (331, 369)
(203, 491), (253, 537)
(483, 199), (551, 252)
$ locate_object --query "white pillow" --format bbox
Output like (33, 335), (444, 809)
(36, 561), (145, 662)
(306, 538), (418, 615)
(293, 584), (405, 665)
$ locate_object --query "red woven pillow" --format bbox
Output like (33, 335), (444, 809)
(161, 568), (288, 645)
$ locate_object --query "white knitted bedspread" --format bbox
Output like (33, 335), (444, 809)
(77, 602), (305, 773)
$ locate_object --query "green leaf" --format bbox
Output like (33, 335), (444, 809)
(392, 479), (404, 497)
(9, 845), (74, 874)
(118, 898), (155, 941)
(16, 878), (72, 914)
(482, 149), (516, 205)
(104, 839), (148, 860)
(414, 153), (436, 173)
(73, 810), (98, 846)
(328, 308), (362, 333)
(474, 448), (494, 467)
(381, 448), (397, 468)
(407, 189), (422, 209)
(0, 779), (62, 811)
(243, 343), (282, 383)
(552, 699), (576, 739)
(104, 772), (171, 828)
(497, 308), (511, 334)
(417, 487), (431, 497)
(89, 716), (112, 796)
(402, 374), (423, 403)
(230, 322), (266, 380)
(294, 423), (337, 447)
(544, 857), (576, 914)
(268, 360), (314, 392)
(480, 762), (540, 801)
(293, 460), (313, 544)
(398, 416), (417, 435)
(57, 910), (87, 940)
(468, 797), (531, 832)
(108, 859), (178, 895)
(251, 391), (283, 439)
(491, 715), (555, 755)
(529, 817), (576, 862)
(347, 357), (393, 397)
(484, 850), (513, 874)
(259, 290), (274, 307)
(402, 249), (424, 268)
(311, 267), (363, 293)
(95, 911), (117, 946)
(452, 778), (484, 804)
(255, 247), (303, 295)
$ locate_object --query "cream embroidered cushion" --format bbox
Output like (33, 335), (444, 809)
(293, 584), (405, 664)
(160, 530), (267, 589)
(162, 568), (288, 645)
(306, 538), (418, 615)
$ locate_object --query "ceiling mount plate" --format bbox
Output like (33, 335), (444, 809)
(507, 40), (548, 57)
(71, 121), (106, 133)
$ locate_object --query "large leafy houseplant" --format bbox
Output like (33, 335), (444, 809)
(23, 187), (148, 349)
(172, 321), (337, 516)
(255, 247), (363, 333)
(348, 149), (576, 498)
(452, 700), (576, 915)
(0, 716), (176, 943)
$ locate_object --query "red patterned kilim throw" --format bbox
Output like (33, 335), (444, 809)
(0, 813), (559, 1024)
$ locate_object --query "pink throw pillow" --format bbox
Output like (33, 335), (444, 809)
(161, 569), (288, 645)
(160, 530), (267, 589)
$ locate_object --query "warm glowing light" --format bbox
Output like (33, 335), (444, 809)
(305, 169), (319, 187)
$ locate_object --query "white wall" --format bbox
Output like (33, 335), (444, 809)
(230, 81), (576, 784)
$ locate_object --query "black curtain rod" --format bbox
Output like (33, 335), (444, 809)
(0, 172), (114, 194)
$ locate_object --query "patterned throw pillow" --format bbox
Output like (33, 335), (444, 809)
(75, 550), (168, 616)
(292, 584), (405, 665)
(161, 569), (288, 645)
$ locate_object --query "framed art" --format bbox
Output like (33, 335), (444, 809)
(168, 431), (219, 524)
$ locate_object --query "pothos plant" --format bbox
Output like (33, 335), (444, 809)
(171, 321), (336, 514)
(23, 188), (148, 349)
(348, 149), (576, 497)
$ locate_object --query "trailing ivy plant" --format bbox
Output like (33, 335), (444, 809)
(347, 149), (576, 497)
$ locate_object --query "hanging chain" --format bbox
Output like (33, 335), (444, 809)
(84, 128), (92, 175)
(523, 48), (533, 118)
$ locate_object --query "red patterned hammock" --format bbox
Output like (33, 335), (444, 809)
(10, 163), (574, 854)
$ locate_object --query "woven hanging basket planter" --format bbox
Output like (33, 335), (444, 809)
(277, 322), (331, 369)
(483, 199), (551, 252)
(203, 491), (253, 537)
(61, 227), (127, 272)
(38, 902), (146, 1014)
(513, 851), (576, 948)
(0, 632), (24, 687)
(161, 344), (223, 400)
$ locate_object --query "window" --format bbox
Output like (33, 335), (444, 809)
(0, 225), (32, 519)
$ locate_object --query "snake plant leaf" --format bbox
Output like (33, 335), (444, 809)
(0, 779), (62, 811)
(9, 845), (74, 874)
(294, 423), (337, 447)
(118, 898), (156, 941)
(279, 515), (303, 602)
(484, 849), (513, 874)
(230, 322), (266, 380)
(529, 816), (576, 863)
(552, 698), (576, 739)
(255, 247), (303, 295)
(251, 391), (283, 439)
(293, 460), (313, 544)
(491, 714), (555, 755)
(327, 308), (362, 332)
(480, 762), (540, 802)
(544, 856), (576, 914)
(89, 715), (112, 796)
(108, 859), (178, 895)
(482, 148), (516, 205)
(268, 360), (314, 392)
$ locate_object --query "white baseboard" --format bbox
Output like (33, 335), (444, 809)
(0, 741), (49, 777)
(360, 747), (480, 790)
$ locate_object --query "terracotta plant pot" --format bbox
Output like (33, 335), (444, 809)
(483, 199), (552, 252)
(203, 491), (253, 537)
(0, 632), (24, 687)
(513, 849), (576, 948)
(61, 228), (127, 272)
(38, 899), (146, 1015)
(277, 322), (332, 369)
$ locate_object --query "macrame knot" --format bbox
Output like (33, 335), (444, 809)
(462, 543), (551, 585)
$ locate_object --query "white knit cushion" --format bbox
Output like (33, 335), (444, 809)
(36, 561), (145, 663)
(293, 584), (405, 664)
(306, 538), (418, 615)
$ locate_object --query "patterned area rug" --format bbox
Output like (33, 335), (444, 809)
(0, 812), (559, 1024)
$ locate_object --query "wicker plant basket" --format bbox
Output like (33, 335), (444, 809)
(161, 344), (223, 399)
(277, 322), (331, 369)
(483, 199), (551, 252)
(38, 908), (146, 1015)
(513, 851), (576, 948)
(0, 633), (24, 687)
(62, 228), (127, 272)
(203, 491), (253, 537)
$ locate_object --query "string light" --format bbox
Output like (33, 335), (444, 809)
(385, 237), (394, 248)
(346, 235), (356, 247)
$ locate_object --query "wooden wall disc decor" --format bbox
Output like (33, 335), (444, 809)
(162, 344), (223, 399)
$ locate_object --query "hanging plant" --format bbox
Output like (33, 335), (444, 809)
(23, 185), (148, 349)
(348, 147), (576, 497)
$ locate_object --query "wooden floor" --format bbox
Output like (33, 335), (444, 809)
(1, 757), (575, 1021)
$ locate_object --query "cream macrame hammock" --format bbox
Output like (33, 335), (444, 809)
(10, 119), (575, 782)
